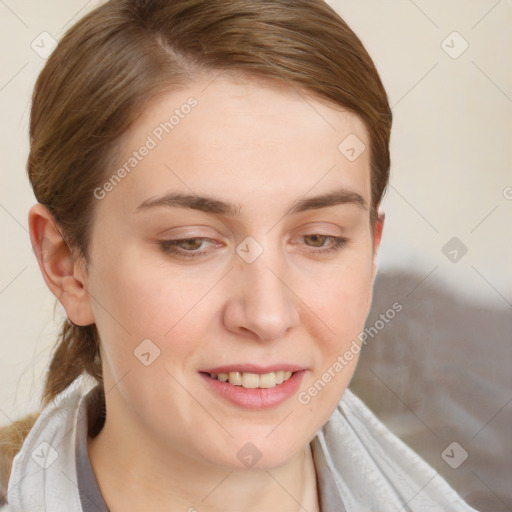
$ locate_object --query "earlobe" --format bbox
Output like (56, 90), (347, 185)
(28, 203), (95, 326)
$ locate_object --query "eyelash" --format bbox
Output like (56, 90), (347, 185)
(158, 235), (348, 259)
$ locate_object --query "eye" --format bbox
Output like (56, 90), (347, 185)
(158, 237), (221, 258)
(157, 234), (348, 260)
(300, 234), (348, 254)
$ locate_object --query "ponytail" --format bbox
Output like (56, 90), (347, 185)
(42, 320), (102, 407)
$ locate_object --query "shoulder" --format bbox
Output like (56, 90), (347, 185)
(0, 413), (40, 506)
(318, 389), (478, 511)
(2, 373), (98, 508)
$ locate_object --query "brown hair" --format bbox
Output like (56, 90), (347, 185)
(1, 0), (391, 495)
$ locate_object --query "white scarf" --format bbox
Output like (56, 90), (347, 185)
(6, 373), (478, 511)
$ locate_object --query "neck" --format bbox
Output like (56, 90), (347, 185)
(88, 411), (319, 512)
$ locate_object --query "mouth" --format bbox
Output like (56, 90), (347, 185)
(203, 370), (295, 389)
(199, 365), (306, 409)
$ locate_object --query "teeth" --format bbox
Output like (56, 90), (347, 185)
(259, 373), (276, 388)
(228, 371), (242, 386)
(209, 370), (295, 388)
(241, 373), (260, 388)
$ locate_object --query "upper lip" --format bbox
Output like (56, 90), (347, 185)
(202, 364), (305, 374)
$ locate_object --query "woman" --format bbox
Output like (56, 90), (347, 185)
(0, 0), (478, 510)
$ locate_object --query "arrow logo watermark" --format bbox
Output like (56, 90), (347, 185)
(442, 236), (468, 263)
(134, 338), (161, 366)
(441, 31), (469, 59)
(441, 441), (468, 469)
(31, 441), (59, 469)
(236, 236), (264, 264)
(31, 31), (58, 59)
(236, 442), (262, 468)
(338, 133), (366, 162)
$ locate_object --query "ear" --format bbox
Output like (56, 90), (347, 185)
(28, 203), (95, 326)
(371, 212), (385, 280)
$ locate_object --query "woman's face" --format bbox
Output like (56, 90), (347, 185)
(84, 75), (382, 470)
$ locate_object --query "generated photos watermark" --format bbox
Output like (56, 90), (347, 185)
(297, 301), (403, 405)
(93, 96), (198, 200)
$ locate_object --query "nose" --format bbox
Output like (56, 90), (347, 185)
(223, 254), (300, 342)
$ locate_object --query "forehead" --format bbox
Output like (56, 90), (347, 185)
(100, 75), (371, 215)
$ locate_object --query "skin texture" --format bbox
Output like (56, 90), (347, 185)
(29, 75), (384, 512)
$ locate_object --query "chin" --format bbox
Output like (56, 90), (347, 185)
(223, 432), (309, 471)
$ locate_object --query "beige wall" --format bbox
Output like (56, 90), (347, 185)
(334, 0), (512, 305)
(0, 0), (510, 433)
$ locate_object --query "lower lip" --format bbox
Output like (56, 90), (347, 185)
(200, 371), (305, 410)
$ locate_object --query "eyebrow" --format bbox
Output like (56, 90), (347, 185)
(134, 187), (367, 216)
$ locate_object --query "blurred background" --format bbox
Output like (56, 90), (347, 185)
(0, 0), (511, 510)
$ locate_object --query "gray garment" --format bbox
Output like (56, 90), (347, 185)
(75, 385), (346, 512)
(75, 387), (109, 512)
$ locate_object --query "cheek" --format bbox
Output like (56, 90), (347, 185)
(88, 256), (214, 425)
(86, 257), (161, 364)
(93, 247), (188, 328)
(89, 251), (227, 377)
(295, 249), (374, 418)
(308, 250), (375, 341)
